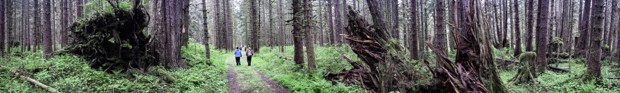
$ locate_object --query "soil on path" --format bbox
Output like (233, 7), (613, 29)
(227, 64), (240, 93)
(253, 68), (290, 93)
(226, 55), (290, 93)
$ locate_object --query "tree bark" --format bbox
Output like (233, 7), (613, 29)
(44, 0), (52, 59)
(525, 0), (535, 51)
(279, 0), (285, 52)
(365, 0), (388, 40)
(435, 0), (447, 64)
(292, 0), (305, 66)
(391, 0), (399, 39)
(334, 0), (343, 44)
(77, 0), (82, 17)
(536, 0), (550, 72)
(304, 0), (316, 70)
(577, 0), (592, 55)
(514, 0), (522, 56)
(60, 0), (67, 48)
(328, 0), (335, 45)
(250, 0), (258, 52)
(409, 0), (418, 60)
(585, 0), (604, 81)
(269, 0), (274, 47)
(0, 0), (3, 57)
(202, 0), (210, 59)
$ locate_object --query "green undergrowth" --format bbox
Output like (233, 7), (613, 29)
(0, 43), (228, 92)
(252, 45), (366, 93)
(495, 49), (620, 92)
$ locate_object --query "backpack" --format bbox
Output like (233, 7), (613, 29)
(247, 51), (253, 56)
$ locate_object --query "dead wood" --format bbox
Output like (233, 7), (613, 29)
(326, 6), (418, 93)
(548, 66), (570, 73)
(12, 71), (60, 93)
(66, 0), (157, 72)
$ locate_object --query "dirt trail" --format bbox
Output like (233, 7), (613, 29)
(253, 68), (290, 93)
(226, 55), (290, 93)
(227, 64), (240, 93)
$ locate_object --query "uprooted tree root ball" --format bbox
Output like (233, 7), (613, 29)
(66, 1), (156, 72)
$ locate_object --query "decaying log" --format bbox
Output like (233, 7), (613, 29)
(548, 52), (571, 59)
(608, 77), (620, 79)
(548, 66), (570, 72)
(12, 71), (60, 93)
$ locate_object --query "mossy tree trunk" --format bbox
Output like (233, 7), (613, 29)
(510, 52), (538, 84)
(536, 0), (550, 73)
(584, 0), (604, 81)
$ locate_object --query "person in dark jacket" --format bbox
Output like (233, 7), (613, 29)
(246, 48), (254, 66)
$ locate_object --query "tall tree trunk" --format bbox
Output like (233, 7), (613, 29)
(585, 0), (604, 81)
(577, 0), (592, 55)
(536, 0), (550, 72)
(0, 0), (4, 57)
(214, 0), (221, 49)
(44, 0), (52, 59)
(334, 0), (343, 45)
(269, 0), (274, 47)
(525, 0), (535, 51)
(409, 0), (418, 60)
(202, 0), (210, 59)
(250, 0), (258, 53)
(279, 0), (285, 52)
(77, 0), (82, 17)
(60, 0), (67, 48)
(435, 0), (447, 63)
(328, 0), (335, 45)
(391, 0), (399, 39)
(514, 0), (522, 56)
(34, 0), (40, 51)
(6, 0), (13, 54)
(365, 0), (388, 39)
(181, 0), (190, 47)
(292, 0), (305, 66)
(501, 0), (509, 49)
(304, 0), (316, 70)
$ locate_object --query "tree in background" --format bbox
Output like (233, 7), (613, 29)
(202, 0), (210, 59)
(525, 0), (534, 51)
(409, 0), (418, 60)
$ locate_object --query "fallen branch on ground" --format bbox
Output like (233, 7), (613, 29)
(548, 66), (570, 72)
(12, 71), (60, 93)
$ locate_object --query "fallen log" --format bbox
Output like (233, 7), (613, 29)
(12, 71), (60, 93)
(608, 77), (620, 79)
(548, 66), (570, 72)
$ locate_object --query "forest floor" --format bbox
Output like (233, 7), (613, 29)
(225, 55), (290, 93)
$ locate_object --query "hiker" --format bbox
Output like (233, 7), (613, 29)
(234, 47), (242, 66)
(246, 48), (254, 66)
